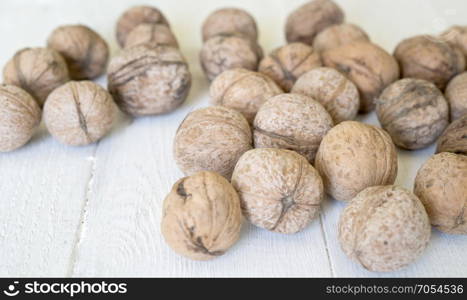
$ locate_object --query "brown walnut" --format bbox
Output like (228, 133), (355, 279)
(441, 25), (467, 61)
(124, 23), (178, 49)
(313, 23), (370, 52)
(445, 72), (467, 121)
(436, 114), (467, 155)
(202, 7), (258, 42)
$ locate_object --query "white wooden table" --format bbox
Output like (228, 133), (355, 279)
(0, 0), (466, 278)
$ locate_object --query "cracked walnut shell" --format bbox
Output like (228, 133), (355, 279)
(437, 114), (467, 155)
(161, 171), (242, 260)
(231, 148), (324, 234)
(339, 185), (431, 272)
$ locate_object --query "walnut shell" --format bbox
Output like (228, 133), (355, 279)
(313, 23), (370, 52)
(315, 121), (398, 202)
(200, 34), (262, 81)
(253, 93), (333, 163)
(394, 35), (465, 90)
(124, 23), (178, 49)
(285, 0), (344, 45)
(0, 84), (41, 152)
(258, 43), (322, 92)
(210, 68), (283, 123)
(174, 106), (252, 179)
(445, 72), (467, 121)
(415, 153), (467, 235)
(376, 79), (449, 150)
(116, 5), (170, 47)
(322, 41), (400, 113)
(437, 114), (467, 155)
(338, 185), (431, 272)
(107, 45), (191, 117)
(202, 7), (258, 42)
(3, 47), (70, 107)
(161, 171), (242, 260)
(441, 25), (467, 61)
(47, 24), (109, 80)
(231, 148), (324, 234)
(292, 67), (360, 123)
(44, 81), (117, 146)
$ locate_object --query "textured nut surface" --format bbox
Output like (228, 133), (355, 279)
(258, 43), (322, 92)
(313, 23), (370, 52)
(107, 45), (191, 116)
(441, 25), (467, 60)
(124, 23), (178, 49)
(116, 5), (169, 47)
(0, 84), (41, 152)
(322, 41), (399, 113)
(415, 153), (467, 235)
(174, 106), (252, 179)
(231, 148), (324, 234)
(376, 79), (449, 150)
(3, 48), (70, 106)
(394, 35), (465, 90)
(338, 185), (431, 272)
(292, 67), (359, 123)
(315, 121), (398, 202)
(210, 69), (283, 123)
(161, 171), (242, 260)
(253, 94), (333, 162)
(445, 72), (467, 121)
(285, 0), (344, 45)
(202, 7), (258, 42)
(200, 34), (262, 81)
(437, 114), (467, 155)
(47, 24), (109, 80)
(44, 81), (117, 146)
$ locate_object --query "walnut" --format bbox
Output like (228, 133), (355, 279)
(258, 43), (322, 92)
(202, 7), (258, 42)
(313, 23), (370, 52)
(253, 93), (333, 163)
(445, 72), (467, 121)
(322, 41), (399, 113)
(414, 153), (467, 235)
(116, 5), (170, 47)
(47, 24), (109, 80)
(394, 35), (465, 90)
(44, 81), (117, 146)
(441, 25), (467, 61)
(124, 23), (178, 49)
(315, 121), (398, 202)
(338, 185), (431, 272)
(436, 114), (467, 156)
(3, 47), (70, 107)
(0, 84), (41, 152)
(107, 45), (191, 117)
(210, 68), (283, 123)
(161, 171), (242, 260)
(376, 79), (449, 150)
(231, 148), (324, 234)
(174, 106), (252, 179)
(285, 0), (344, 45)
(292, 67), (360, 123)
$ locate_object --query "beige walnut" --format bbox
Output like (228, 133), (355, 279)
(292, 67), (360, 124)
(3, 48), (70, 107)
(202, 7), (258, 42)
(161, 171), (242, 260)
(174, 106), (252, 179)
(107, 45), (191, 117)
(322, 41), (399, 113)
(231, 148), (324, 234)
(124, 23), (178, 49)
(414, 153), (467, 235)
(313, 23), (370, 52)
(376, 79), (449, 150)
(285, 0), (344, 45)
(47, 24), (109, 80)
(338, 185), (431, 272)
(315, 121), (398, 202)
(253, 93), (333, 163)
(441, 25), (467, 61)
(258, 43), (322, 92)
(445, 72), (467, 121)
(210, 68), (283, 123)
(44, 81), (117, 146)
(0, 84), (41, 152)
(437, 114), (467, 155)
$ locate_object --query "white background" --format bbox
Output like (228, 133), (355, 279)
(0, 0), (466, 277)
